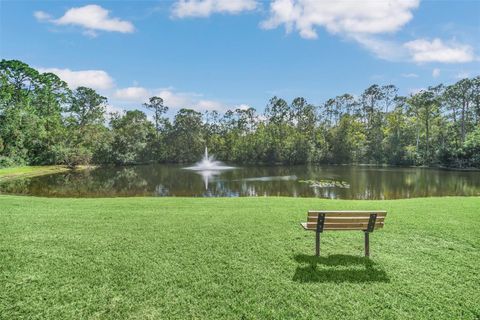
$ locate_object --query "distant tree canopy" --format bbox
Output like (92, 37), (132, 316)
(0, 59), (479, 168)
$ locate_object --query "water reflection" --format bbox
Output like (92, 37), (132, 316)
(196, 169), (223, 190)
(0, 164), (479, 199)
(238, 175), (297, 182)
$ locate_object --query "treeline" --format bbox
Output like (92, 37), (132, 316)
(1, 59), (479, 168)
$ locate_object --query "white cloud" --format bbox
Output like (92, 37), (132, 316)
(455, 71), (470, 79)
(106, 104), (125, 116)
(38, 65), (237, 113)
(235, 104), (252, 111)
(114, 87), (150, 102)
(432, 68), (440, 78)
(351, 34), (406, 61)
(259, 0), (476, 64)
(38, 68), (115, 90)
(409, 87), (425, 95)
(402, 73), (419, 78)
(34, 11), (51, 21)
(172, 0), (257, 18)
(404, 38), (475, 63)
(260, 0), (419, 61)
(261, 0), (419, 39)
(261, 0), (475, 63)
(113, 86), (231, 112)
(197, 99), (226, 111)
(153, 89), (193, 108)
(155, 89), (230, 111)
(34, 5), (134, 35)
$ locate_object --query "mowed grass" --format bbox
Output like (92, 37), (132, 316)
(1, 196), (479, 319)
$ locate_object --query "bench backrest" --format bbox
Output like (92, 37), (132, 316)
(305, 211), (387, 231)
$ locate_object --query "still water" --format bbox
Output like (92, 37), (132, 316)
(1, 164), (479, 199)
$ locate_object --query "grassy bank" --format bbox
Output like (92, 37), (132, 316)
(0, 165), (95, 181)
(1, 196), (479, 319)
(0, 165), (71, 181)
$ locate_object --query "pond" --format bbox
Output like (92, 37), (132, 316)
(1, 164), (479, 199)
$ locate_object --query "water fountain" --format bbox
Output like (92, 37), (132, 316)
(184, 147), (235, 189)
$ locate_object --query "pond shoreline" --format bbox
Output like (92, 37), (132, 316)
(1, 163), (478, 176)
(1, 163), (479, 199)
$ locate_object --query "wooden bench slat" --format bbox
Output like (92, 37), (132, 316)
(323, 227), (379, 231)
(308, 210), (387, 214)
(307, 216), (385, 223)
(302, 222), (384, 230)
(306, 221), (385, 226)
(306, 222), (384, 228)
(308, 212), (387, 218)
(302, 227), (384, 231)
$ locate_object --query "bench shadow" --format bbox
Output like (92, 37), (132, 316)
(292, 254), (390, 283)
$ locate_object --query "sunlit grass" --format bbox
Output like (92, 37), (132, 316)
(0, 165), (69, 179)
(1, 196), (479, 319)
(0, 165), (61, 174)
(0, 165), (95, 181)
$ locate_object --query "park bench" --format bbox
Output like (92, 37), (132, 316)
(301, 210), (387, 257)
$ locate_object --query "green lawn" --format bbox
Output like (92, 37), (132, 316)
(1, 196), (479, 319)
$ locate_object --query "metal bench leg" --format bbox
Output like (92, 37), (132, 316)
(364, 213), (377, 257)
(315, 213), (325, 256)
(316, 232), (321, 256)
(364, 231), (370, 257)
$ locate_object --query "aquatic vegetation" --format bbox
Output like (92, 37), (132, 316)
(299, 179), (351, 188)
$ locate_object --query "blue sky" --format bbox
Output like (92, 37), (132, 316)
(1, 0), (479, 114)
